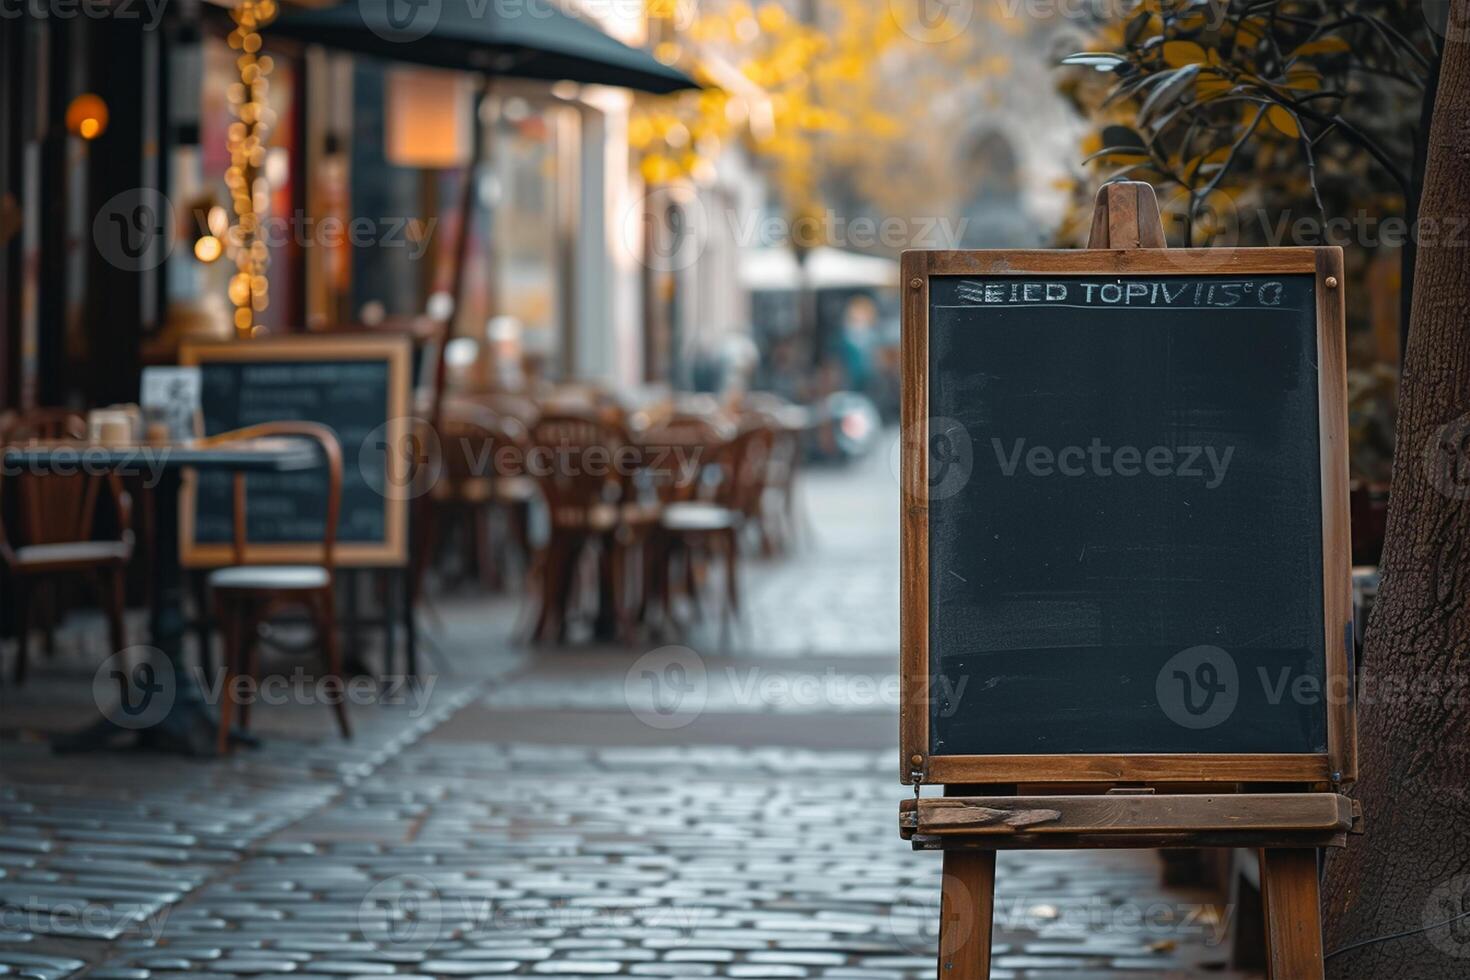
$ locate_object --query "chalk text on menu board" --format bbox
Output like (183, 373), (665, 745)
(954, 278), (1291, 309)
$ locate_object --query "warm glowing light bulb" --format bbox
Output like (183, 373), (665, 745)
(194, 235), (223, 263)
(65, 94), (109, 140)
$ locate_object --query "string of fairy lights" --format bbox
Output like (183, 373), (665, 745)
(224, 0), (278, 337)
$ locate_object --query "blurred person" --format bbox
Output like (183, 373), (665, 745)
(486, 315), (527, 391)
(838, 295), (879, 395)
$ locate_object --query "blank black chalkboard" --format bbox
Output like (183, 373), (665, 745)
(925, 273), (1328, 757)
(181, 336), (411, 568)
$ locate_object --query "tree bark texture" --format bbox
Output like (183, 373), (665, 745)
(1324, 4), (1470, 976)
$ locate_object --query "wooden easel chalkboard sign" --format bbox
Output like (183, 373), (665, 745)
(179, 334), (412, 568)
(898, 183), (1359, 979)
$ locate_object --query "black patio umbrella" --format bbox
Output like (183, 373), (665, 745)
(266, 0), (698, 94)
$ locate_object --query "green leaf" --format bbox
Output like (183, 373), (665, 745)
(1125, 11), (1151, 46)
(1060, 52), (1129, 71)
(1084, 145), (1151, 164)
(1100, 123), (1147, 149)
(1138, 64), (1201, 124)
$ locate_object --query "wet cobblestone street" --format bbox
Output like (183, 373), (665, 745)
(1, 444), (1250, 978)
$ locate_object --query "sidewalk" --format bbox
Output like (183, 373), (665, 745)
(0, 438), (1249, 978)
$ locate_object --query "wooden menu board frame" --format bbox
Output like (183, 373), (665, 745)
(899, 205), (1354, 790)
(179, 334), (412, 568)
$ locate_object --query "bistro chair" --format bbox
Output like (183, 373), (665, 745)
(462, 391), (539, 427)
(428, 406), (535, 592)
(637, 413), (733, 628)
(1, 410), (133, 684)
(525, 411), (648, 643)
(740, 393), (808, 555)
(202, 421), (350, 753)
(655, 423), (775, 642)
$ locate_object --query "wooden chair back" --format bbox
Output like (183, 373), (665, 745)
(197, 421), (342, 570)
(526, 411), (624, 523)
(4, 409), (89, 441)
(438, 407), (529, 485)
(740, 403), (802, 493)
(638, 414), (732, 505)
(447, 391), (539, 427)
(712, 424), (776, 519)
(0, 410), (132, 564)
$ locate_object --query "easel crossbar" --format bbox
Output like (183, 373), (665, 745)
(900, 793), (1359, 840)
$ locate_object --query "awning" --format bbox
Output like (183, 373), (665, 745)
(266, 0), (699, 94)
(740, 246), (899, 292)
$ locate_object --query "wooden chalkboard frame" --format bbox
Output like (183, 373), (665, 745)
(899, 245), (1353, 788)
(178, 334), (412, 568)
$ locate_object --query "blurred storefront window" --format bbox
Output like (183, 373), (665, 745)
(489, 95), (566, 378)
(156, 42), (585, 387)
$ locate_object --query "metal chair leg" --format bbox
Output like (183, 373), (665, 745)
(215, 598), (241, 756)
(317, 589), (351, 740)
(12, 577), (31, 686)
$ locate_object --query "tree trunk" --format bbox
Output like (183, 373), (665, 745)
(1323, 5), (1470, 976)
(1399, 50), (1439, 366)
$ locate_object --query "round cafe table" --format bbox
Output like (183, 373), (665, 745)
(1, 438), (319, 756)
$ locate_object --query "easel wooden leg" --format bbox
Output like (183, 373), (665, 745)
(1260, 848), (1324, 980)
(938, 850), (995, 979)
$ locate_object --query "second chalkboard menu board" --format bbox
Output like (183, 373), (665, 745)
(900, 248), (1353, 787)
(180, 335), (412, 568)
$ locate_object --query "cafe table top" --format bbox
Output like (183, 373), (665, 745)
(1, 438), (320, 473)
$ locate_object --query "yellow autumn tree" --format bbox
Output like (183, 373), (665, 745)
(634, 0), (1032, 250)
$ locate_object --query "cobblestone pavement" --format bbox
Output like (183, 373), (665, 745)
(0, 440), (1251, 978)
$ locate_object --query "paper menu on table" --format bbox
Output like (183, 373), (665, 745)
(140, 366), (202, 441)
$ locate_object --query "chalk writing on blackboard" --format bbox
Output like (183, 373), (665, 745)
(951, 278), (1294, 309)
